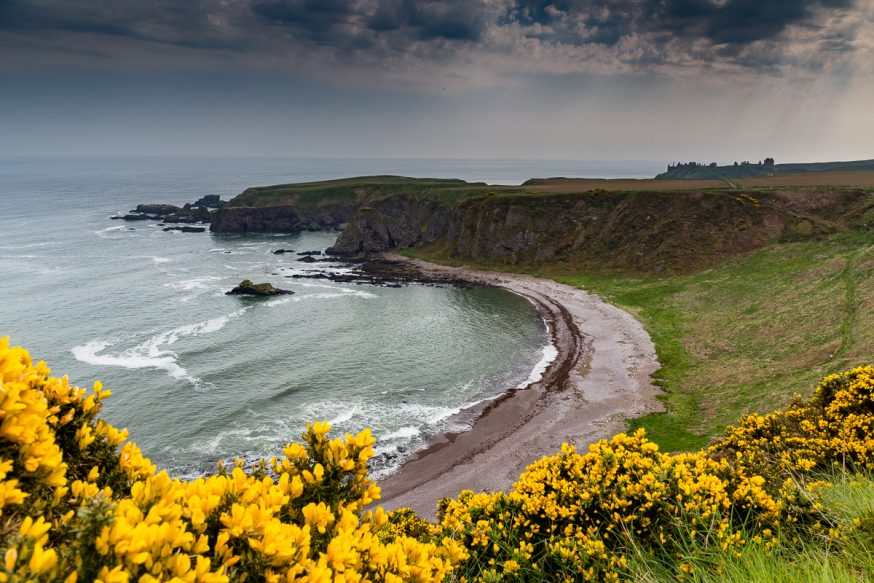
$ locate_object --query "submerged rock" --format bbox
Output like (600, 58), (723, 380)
(163, 226), (206, 233)
(273, 249), (295, 254)
(226, 279), (294, 297)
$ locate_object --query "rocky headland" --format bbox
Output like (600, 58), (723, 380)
(198, 174), (874, 275)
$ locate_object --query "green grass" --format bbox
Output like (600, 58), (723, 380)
(406, 232), (874, 452)
(227, 176), (503, 208)
(626, 471), (874, 582)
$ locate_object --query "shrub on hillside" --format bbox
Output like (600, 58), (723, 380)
(1, 334), (872, 582)
(433, 366), (874, 582)
(0, 338), (455, 582)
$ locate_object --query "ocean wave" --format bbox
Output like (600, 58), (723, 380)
(71, 309), (250, 386)
(380, 426), (421, 441)
(94, 226), (127, 239)
(294, 282), (378, 296)
(516, 337), (558, 389)
(164, 276), (223, 302)
(265, 290), (378, 307)
(0, 241), (60, 249)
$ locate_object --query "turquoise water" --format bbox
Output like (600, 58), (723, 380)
(0, 157), (662, 476)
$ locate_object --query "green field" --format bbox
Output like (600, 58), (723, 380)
(406, 230), (874, 452)
(227, 175), (498, 208)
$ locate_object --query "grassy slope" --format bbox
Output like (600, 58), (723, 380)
(406, 230), (874, 452)
(630, 471), (874, 582)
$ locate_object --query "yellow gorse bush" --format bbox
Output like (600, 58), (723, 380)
(0, 338), (454, 582)
(1, 335), (872, 582)
(432, 365), (874, 582)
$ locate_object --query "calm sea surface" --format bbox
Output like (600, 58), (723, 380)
(0, 157), (663, 476)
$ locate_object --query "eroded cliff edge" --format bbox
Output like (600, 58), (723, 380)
(210, 174), (874, 274)
(328, 189), (874, 273)
(210, 176), (483, 234)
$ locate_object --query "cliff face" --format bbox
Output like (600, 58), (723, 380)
(208, 176), (489, 234)
(331, 190), (873, 273)
(210, 202), (358, 233)
(326, 196), (452, 255)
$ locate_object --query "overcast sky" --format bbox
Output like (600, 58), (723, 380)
(1, 0), (872, 163)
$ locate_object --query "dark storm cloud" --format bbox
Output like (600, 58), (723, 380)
(365, 0), (486, 41)
(0, 0), (866, 76)
(250, 0), (486, 44)
(505, 0), (855, 47)
(0, 0), (253, 51)
(252, 0), (356, 43)
(660, 0), (855, 45)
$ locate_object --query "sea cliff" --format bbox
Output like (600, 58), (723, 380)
(209, 174), (874, 274)
(330, 189), (873, 273)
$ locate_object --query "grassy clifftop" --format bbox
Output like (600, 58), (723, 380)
(225, 175), (493, 208)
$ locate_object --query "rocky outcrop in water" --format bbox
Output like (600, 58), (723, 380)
(226, 280), (293, 296)
(163, 226), (206, 233)
(111, 196), (226, 225)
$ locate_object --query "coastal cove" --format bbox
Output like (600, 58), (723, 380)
(0, 157), (667, 484)
(377, 254), (663, 518)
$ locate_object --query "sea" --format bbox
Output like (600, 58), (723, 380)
(0, 157), (664, 477)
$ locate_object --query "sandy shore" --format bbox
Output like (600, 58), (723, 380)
(376, 254), (664, 519)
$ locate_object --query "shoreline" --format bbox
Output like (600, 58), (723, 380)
(376, 254), (664, 518)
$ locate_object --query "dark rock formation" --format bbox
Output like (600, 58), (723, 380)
(226, 279), (293, 297)
(113, 197), (224, 224)
(273, 249), (295, 254)
(136, 204), (180, 215)
(284, 258), (473, 288)
(326, 197), (451, 257)
(297, 255), (318, 263)
(210, 202), (358, 234)
(192, 194), (226, 208)
(297, 250), (322, 256)
(163, 226), (206, 233)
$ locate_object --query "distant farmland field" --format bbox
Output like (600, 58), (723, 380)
(518, 170), (874, 193)
(522, 178), (728, 192)
(737, 170), (874, 187)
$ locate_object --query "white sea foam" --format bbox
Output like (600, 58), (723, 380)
(164, 276), (223, 302)
(330, 410), (355, 425)
(0, 241), (58, 249)
(380, 426), (420, 440)
(95, 226), (126, 238)
(72, 309), (249, 386)
(294, 282), (342, 290)
(516, 341), (559, 389)
(265, 290), (378, 306)
(265, 297), (293, 307)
